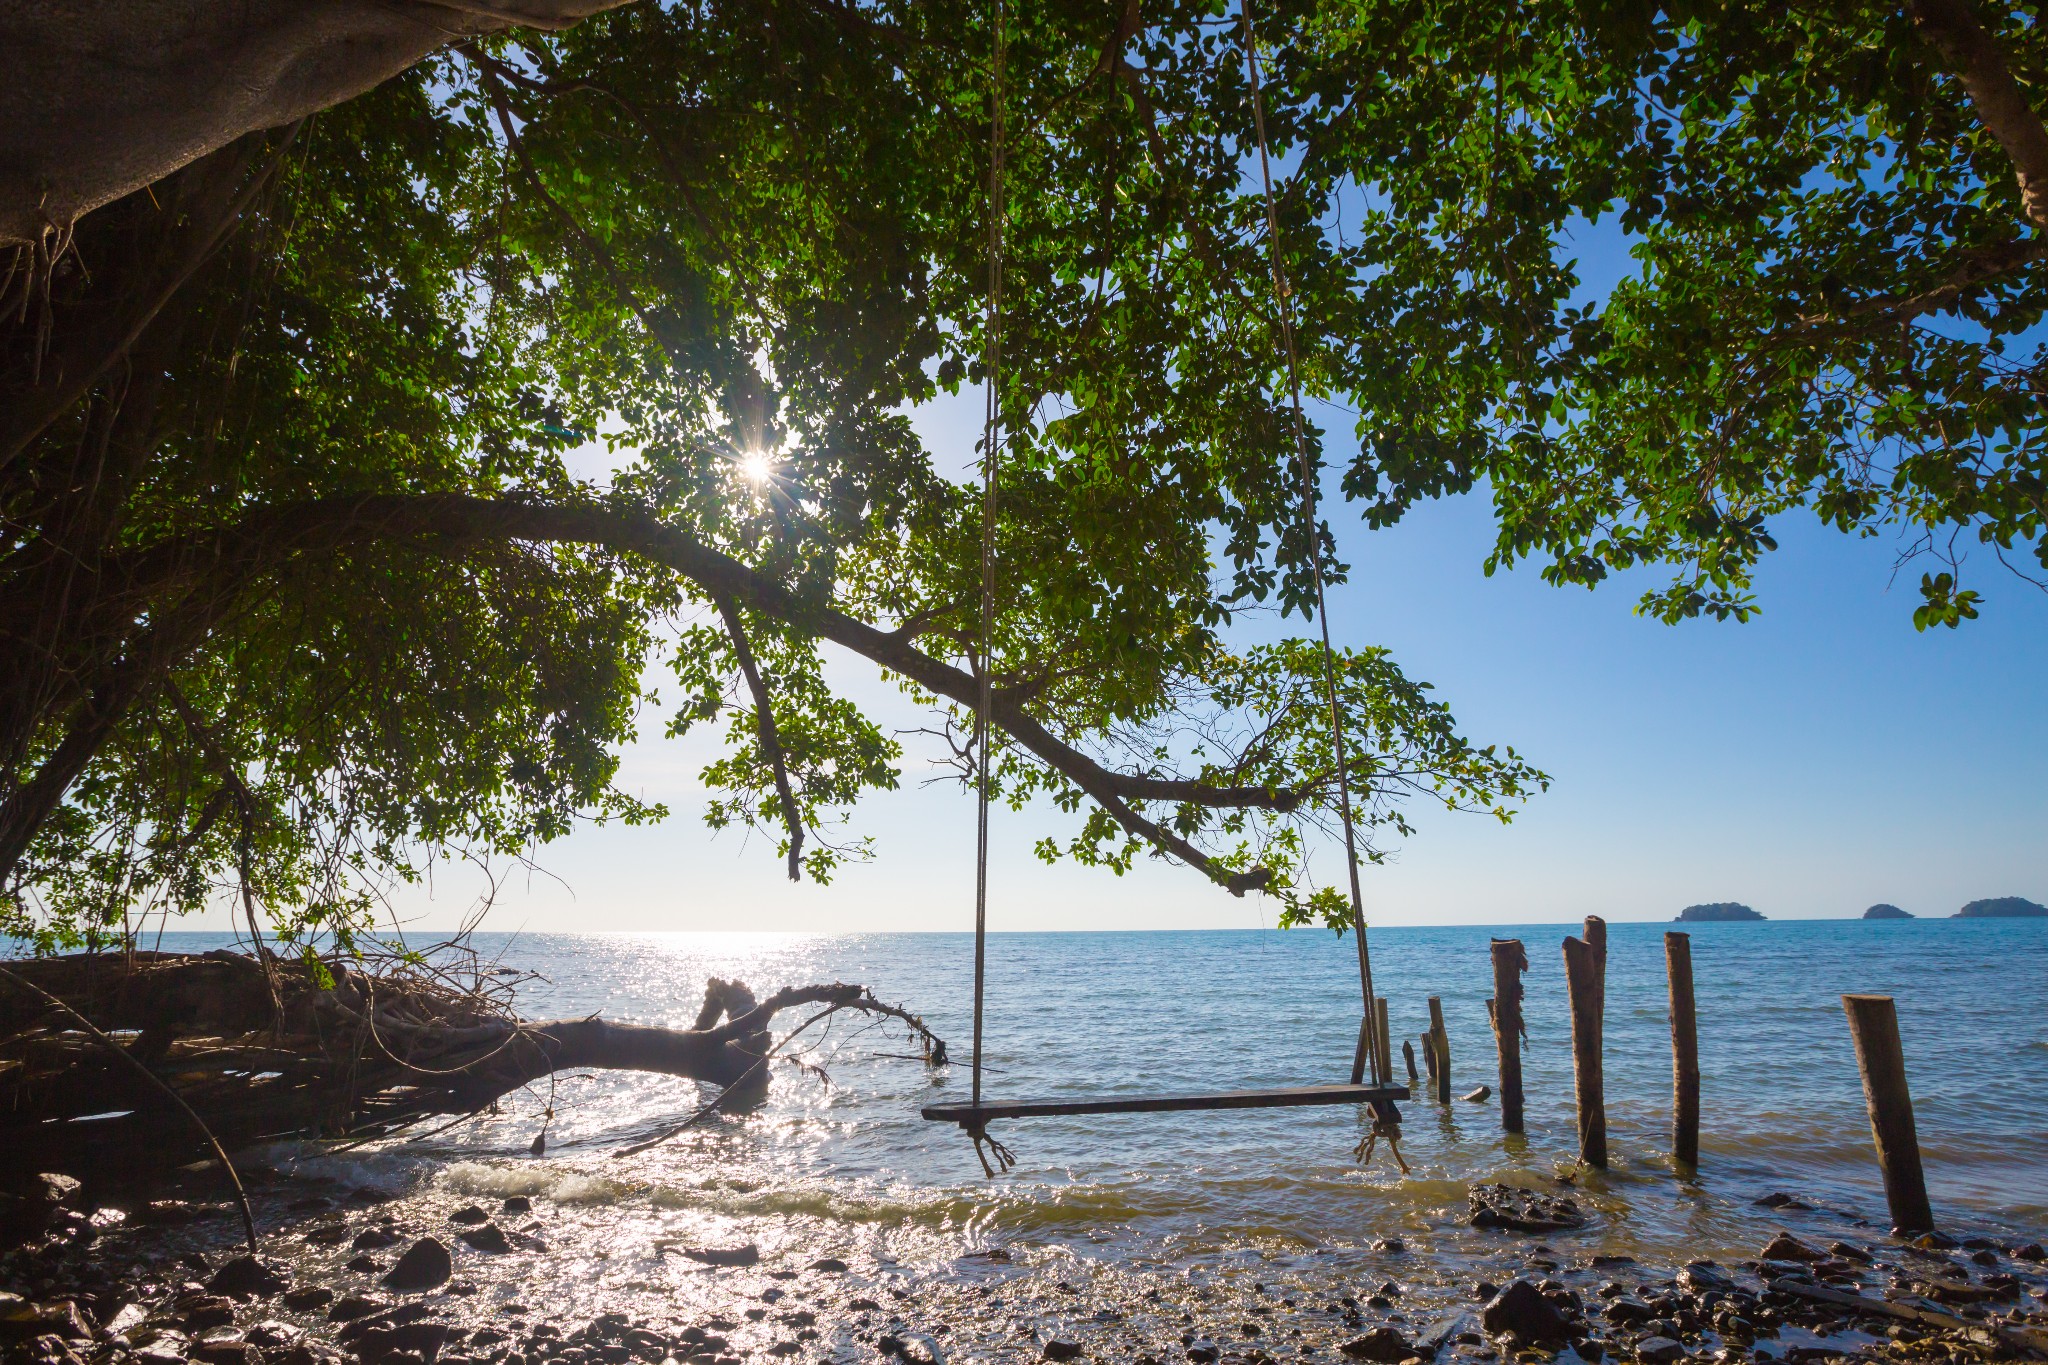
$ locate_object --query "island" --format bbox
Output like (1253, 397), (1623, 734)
(1863, 903), (1913, 920)
(1676, 902), (1766, 922)
(1954, 896), (2048, 918)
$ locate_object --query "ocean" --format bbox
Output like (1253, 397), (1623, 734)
(140, 925), (2048, 1277)
(24, 916), (2039, 1358)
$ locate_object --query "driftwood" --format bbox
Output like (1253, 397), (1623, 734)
(0, 950), (941, 1185)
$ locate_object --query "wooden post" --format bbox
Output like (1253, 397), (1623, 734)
(1402, 1038), (1418, 1085)
(1562, 934), (1607, 1165)
(1373, 997), (1393, 1087)
(1585, 914), (1607, 1010)
(1665, 932), (1699, 1169)
(1489, 938), (1527, 1134)
(1350, 1017), (1372, 1087)
(1842, 995), (1934, 1233)
(1427, 996), (1450, 1104)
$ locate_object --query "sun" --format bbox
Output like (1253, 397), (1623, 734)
(737, 452), (775, 487)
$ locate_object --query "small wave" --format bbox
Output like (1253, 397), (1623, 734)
(444, 1161), (628, 1205)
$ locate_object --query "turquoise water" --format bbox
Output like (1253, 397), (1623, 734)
(140, 918), (2046, 1274)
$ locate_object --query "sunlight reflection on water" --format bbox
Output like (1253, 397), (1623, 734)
(199, 921), (2048, 1305)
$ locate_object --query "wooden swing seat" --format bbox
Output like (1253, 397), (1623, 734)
(922, 1082), (1408, 1126)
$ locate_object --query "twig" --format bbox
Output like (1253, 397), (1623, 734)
(0, 963), (259, 1255)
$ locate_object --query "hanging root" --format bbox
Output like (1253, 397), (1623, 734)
(966, 1121), (1017, 1178)
(1353, 1100), (1411, 1175)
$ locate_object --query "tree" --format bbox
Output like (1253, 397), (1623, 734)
(1, 2), (1548, 952)
(1292, 0), (2048, 627)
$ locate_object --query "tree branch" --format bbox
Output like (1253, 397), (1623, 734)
(1909, 0), (2048, 227)
(1800, 235), (2048, 329)
(26, 494), (1296, 894)
(713, 592), (805, 880)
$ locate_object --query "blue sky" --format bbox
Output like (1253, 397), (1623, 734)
(304, 377), (2048, 937)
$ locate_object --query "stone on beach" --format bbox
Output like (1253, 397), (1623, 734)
(458, 1222), (513, 1253)
(207, 1254), (288, 1299)
(1338, 1326), (1415, 1361)
(1468, 1184), (1586, 1233)
(1759, 1231), (1826, 1262)
(1479, 1279), (1571, 1343)
(381, 1238), (452, 1292)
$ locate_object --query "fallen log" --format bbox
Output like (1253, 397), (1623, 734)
(0, 949), (941, 1187)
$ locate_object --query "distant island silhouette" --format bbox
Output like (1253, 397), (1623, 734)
(1955, 896), (2048, 918)
(1863, 903), (1913, 920)
(1676, 902), (1765, 922)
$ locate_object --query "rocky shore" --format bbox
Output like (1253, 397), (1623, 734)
(4, 1168), (2046, 1365)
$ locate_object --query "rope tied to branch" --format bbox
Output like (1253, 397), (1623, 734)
(1240, 0), (1385, 1084)
(962, 0), (1008, 1174)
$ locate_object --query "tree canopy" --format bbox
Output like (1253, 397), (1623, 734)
(7, 0), (2046, 949)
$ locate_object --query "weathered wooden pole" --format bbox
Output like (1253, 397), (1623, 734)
(1427, 996), (1451, 1104)
(1489, 938), (1527, 1133)
(1665, 932), (1699, 1168)
(1562, 932), (1607, 1165)
(1350, 1018), (1372, 1087)
(1373, 997), (1393, 1087)
(1402, 1038), (1419, 1085)
(1585, 914), (1607, 1006)
(1842, 994), (1934, 1233)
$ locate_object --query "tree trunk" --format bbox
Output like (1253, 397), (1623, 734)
(0, 1), (630, 246)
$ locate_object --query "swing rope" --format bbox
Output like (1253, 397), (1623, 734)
(967, 0), (1015, 1180)
(1238, 0), (1387, 1092)
(950, 1), (1398, 1176)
